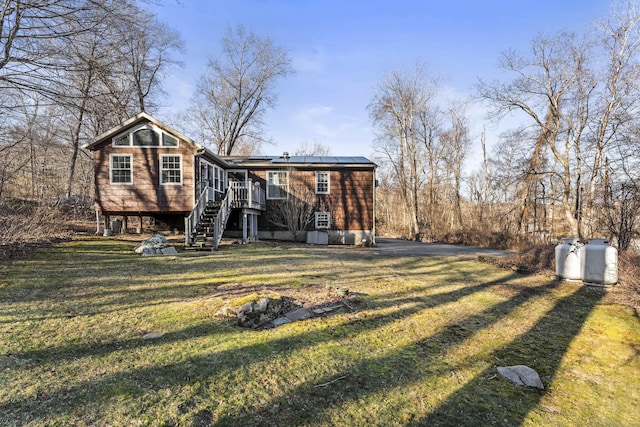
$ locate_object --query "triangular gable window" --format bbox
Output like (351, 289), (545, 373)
(111, 124), (180, 148)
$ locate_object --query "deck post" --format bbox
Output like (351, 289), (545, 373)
(136, 216), (143, 234)
(184, 217), (190, 247)
(122, 216), (129, 234)
(242, 212), (248, 244)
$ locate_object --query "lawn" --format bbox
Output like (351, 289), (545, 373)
(0, 236), (638, 426)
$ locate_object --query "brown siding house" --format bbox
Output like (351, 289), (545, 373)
(85, 113), (377, 246)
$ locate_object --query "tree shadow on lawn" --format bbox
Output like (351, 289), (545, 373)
(212, 279), (577, 426)
(1, 246), (470, 324)
(417, 285), (605, 426)
(1, 273), (524, 423)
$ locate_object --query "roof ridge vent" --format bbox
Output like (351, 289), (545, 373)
(281, 151), (290, 160)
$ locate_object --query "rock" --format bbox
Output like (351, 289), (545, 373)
(254, 298), (270, 313)
(142, 247), (160, 256)
(285, 308), (314, 321)
(273, 317), (292, 326)
(142, 332), (164, 340)
(497, 365), (544, 389)
(239, 301), (255, 314)
(135, 234), (173, 255)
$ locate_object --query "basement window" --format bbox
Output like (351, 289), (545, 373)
(315, 212), (331, 229)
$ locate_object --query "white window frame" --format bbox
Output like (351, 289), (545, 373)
(315, 171), (330, 194)
(315, 212), (331, 229)
(267, 170), (288, 200)
(160, 154), (182, 185)
(110, 154), (133, 185)
(111, 124), (180, 148)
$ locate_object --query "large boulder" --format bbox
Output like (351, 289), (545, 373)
(134, 234), (173, 255)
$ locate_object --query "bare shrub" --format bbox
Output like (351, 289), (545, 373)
(614, 251), (640, 307)
(0, 200), (92, 260)
(440, 228), (516, 250)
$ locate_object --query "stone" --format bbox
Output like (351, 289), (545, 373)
(161, 246), (177, 255)
(135, 234), (172, 255)
(142, 247), (160, 256)
(285, 308), (314, 322)
(254, 298), (270, 313)
(497, 365), (544, 389)
(142, 332), (164, 340)
(273, 317), (292, 326)
(239, 301), (255, 314)
(313, 308), (326, 314)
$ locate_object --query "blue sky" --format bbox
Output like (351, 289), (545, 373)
(154, 0), (612, 165)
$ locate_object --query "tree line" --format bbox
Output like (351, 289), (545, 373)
(372, 1), (640, 251)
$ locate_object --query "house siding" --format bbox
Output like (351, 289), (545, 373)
(246, 168), (374, 232)
(93, 143), (196, 214)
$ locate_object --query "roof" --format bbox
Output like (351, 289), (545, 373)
(82, 112), (230, 167)
(84, 113), (376, 169)
(224, 155), (377, 168)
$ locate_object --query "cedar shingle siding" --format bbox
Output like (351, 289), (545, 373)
(92, 138), (195, 214)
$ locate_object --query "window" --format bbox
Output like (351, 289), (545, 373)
(162, 133), (178, 147)
(110, 154), (132, 184)
(113, 133), (129, 146)
(315, 212), (331, 229)
(161, 155), (182, 184)
(133, 128), (159, 146)
(267, 171), (288, 199)
(112, 125), (178, 147)
(316, 171), (330, 194)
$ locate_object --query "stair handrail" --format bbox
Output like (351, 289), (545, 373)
(213, 187), (235, 250)
(185, 185), (212, 246)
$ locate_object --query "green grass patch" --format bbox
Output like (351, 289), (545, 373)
(1, 237), (638, 426)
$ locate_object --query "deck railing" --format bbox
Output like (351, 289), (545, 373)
(229, 179), (265, 210)
(212, 189), (233, 250)
(186, 180), (265, 248)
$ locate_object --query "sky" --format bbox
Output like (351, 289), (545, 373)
(153, 0), (613, 166)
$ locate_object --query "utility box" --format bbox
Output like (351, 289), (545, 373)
(306, 230), (328, 245)
(111, 219), (122, 234)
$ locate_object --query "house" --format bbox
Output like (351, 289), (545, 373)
(85, 113), (377, 247)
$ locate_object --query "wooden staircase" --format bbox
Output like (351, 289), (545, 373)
(190, 200), (223, 248)
(185, 187), (233, 250)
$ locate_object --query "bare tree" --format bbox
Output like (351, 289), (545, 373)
(293, 141), (332, 156)
(112, 5), (184, 113)
(266, 171), (327, 241)
(369, 64), (440, 240)
(190, 26), (294, 155)
(440, 100), (472, 229)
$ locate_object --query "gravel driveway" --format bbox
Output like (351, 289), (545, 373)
(373, 238), (513, 258)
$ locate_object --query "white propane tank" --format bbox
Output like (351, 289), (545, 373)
(555, 238), (583, 281)
(583, 238), (618, 285)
